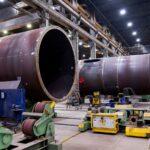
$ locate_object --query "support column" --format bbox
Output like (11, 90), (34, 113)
(39, 0), (53, 27)
(72, 31), (79, 94)
(90, 41), (96, 58)
(102, 39), (109, 57)
(90, 29), (96, 58)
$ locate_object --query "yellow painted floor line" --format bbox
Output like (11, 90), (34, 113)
(60, 132), (82, 144)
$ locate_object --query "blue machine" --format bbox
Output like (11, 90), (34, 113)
(0, 80), (25, 126)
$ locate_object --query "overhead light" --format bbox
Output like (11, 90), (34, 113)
(51, 6), (55, 10)
(83, 44), (90, 48)
(127, 22), (133, 27)
(0, 0), (5, 3)
(132, 31), (137, 36)
(26, 23), (32, 29)
(3, 30), (8, 34)
(68, 34), (72, 38)
(82, 54), (86, 58)
(119, 9), (126, 16)
(136, 38), (141, 42)
(31, 52), (35, 55)
(79, 41), (83, 46)
(68, 30), (72, 38)
(14, 2), (28, 8)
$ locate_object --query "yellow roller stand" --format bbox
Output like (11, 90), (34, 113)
(126, 126), (150, 137)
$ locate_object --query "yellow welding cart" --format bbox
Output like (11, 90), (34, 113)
(91, 113), (119, 134)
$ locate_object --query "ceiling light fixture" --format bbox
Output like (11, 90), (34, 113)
(127, 22), (133, 27)
(26, 23), (32, 29)
(132, 31), (137, 36)
(14, 2), (28, 8)
(79, 41), (83, 46)
(0, 0), (5, 3)
(51, 6), (55, 10)
(3, 30), (8, 34)
(68, 34), (72, 38)
(119, 9), (126, 16)
(82, 54), (86, 58)
(83, 44), (90, 48)
(136, 38), (141, 42)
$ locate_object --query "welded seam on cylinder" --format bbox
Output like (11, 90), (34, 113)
(116, 56), (121, 90)
(0, 52), (34, 59)
(148, 55), (150, 90)
(101, 58), (105, 92)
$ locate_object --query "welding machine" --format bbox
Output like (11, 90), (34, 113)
(0, 80), (25, 126)
(91, 113), (119, 134)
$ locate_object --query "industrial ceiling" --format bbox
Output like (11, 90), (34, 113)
(0, 0), (149, 56)
(79, 0), (150, 47)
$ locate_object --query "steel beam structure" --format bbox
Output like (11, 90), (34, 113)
(55, 0), (126, 55)
(0, 13), (40, 31)
(32, 0), (119, 56)
(0, 0), (127, 56)
(0, 7), (19, 21)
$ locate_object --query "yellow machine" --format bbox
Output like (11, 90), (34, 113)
(143, 112), (150, 121)
(126, 112), (150, 137)
(78, 110), (91, 132)
(114, 104), (133, 109)
(79, 94), (150, 138)
(126, 126), (150, 137)
(92, 91), (101, 106)
(91, 113), (119, 134)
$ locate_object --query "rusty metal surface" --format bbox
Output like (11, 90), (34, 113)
(0, 28), (42, 100)
(22, 119), (36, 136)
(0, 26), (75, 101)
(33, 102), (46, 113)
(80, 54), (150, 95)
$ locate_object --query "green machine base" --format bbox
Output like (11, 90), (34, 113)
(0, 126), (13, 150)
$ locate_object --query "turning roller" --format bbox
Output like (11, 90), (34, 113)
(22, 102), (55, 137)
(33, 102), (47, 113)
(22, 119), (37, 137)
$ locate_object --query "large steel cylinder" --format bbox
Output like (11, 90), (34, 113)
(80, 54), (150, 96)
(0, 26), (75, 101)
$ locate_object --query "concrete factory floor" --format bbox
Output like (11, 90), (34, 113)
(55, 103), (149, 150)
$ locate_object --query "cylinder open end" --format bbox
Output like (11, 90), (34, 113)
(37, 27), (75, 101)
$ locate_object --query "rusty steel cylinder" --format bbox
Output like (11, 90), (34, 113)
(80, 54), (150, 96)
(0, 26), (75, 101)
